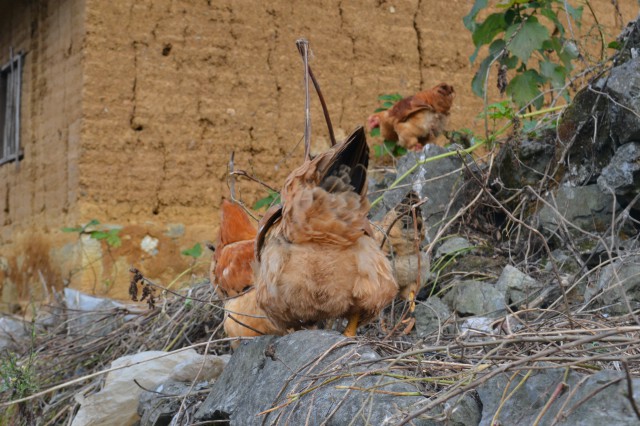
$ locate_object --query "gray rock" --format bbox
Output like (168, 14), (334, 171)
(435, 237), (474, 259)
(194, 330), (432, 425)
(494, 137), (558, 189)
(584, 254), (640, 314)
(138, 381), (211, 426)
(73, 350), (206, 426)
(534, 185), (618, 239)
(169, 354), (229, 383)
(478, 369), (640, 426)
(598, 142), (640, 203)
(558, 87), (613, 186)
(370, 145), (469, 240)
(443, 280), (506, 317)
(0, 316), (28, 352)
(495, 265), (544, 307)
(414, 297), (453, 337)
(602, 58), (640, 146)
(460, 317), (495, 335)
(545, 249), (581, 275)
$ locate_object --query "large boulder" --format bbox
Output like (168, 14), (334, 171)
(584, 254), (640, 315)
(533, 185), (618, 239)
(598, 142), (640, 206)
(477, 369), (640, 425)
(195, 330), (480, 425)
(602, 58), (640, 146)
(369, 144), (470, 240)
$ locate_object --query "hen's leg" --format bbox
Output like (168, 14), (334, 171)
(343, 312), (360, 337)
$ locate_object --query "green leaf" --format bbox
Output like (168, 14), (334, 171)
(370, 127), (381, 137)
(540, 61), (567, 88)
(382, 101), (395, 108)
(62, 226), (83, 233)
(496, 0), (529, 9)
(253, 191), (280, 210)
(85, 219), (100, 228)
(608, 40), (621, 50)
(565, 3), (583, 26)
(105, 229), (122, 248)
(472, 13), (507, 47)
(374, 107), (386, 113)
(471, 40), (505, 98)
(505, 17), (550, 62)
(90, 231), (109, 240)
(463, 0), (488, 31)
(501, 54), (519, 69)
(394, 145), (408, 156)
(181, 242), (203, 258)
(373, 144), (384, 157)
(378, 94), (402, 101)
(540, 7), (564, 35)
(506, 69), (544, 108)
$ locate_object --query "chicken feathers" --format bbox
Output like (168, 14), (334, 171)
(373, 191), (429, 307)
(210, 200), (257, 298)
(368, 83), (455, 151)
(255, 127), (398, 335)
(210, 199), (278, 348)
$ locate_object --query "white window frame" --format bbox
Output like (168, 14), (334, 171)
(0, 49), (24, 167)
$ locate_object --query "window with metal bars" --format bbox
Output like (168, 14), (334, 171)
(0, 50), (23, 167)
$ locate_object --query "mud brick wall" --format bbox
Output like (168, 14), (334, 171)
(0, 0), (637, 308)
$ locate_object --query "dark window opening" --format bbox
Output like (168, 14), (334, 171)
(0, 50), (24, 167)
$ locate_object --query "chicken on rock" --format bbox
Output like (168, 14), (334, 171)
(367, 83), (455, 151)
(373, 191), (428, 313)
(255, 127), (398, 337)
(210, 199), (279, 348)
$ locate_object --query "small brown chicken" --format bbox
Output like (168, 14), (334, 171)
(210, 199), (257, 298)
(367, 83), (455, 151)
(255, 127), (398, 337)
(210, 199), (279, 348)
(373, 191), (429, 311)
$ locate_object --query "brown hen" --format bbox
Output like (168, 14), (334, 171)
(210, 199), (279, 347)
(210, 199), (257, 298)
(255, 127), (398, 336)
(367, 83), (455, 151)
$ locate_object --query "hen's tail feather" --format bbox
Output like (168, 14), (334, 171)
(321, 127), (369, 196)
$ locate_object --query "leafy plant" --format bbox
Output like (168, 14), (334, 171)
(181, 242), (203, 259)
(253, 190), (281, 210)
(62, 219), (122, 248)
(373, 140), (408, 158)
(0, 353), (38, 400)
(370, 93), (408, 158)
(465, 0), (583, 109)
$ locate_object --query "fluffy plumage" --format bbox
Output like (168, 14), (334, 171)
(373, 191), (429, 306)
(209, 199), (278, 347)
(255, 127), (398, 335)
(210, 200), (257, 298)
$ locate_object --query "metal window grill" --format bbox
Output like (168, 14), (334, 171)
(0, 48), (23, 167)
